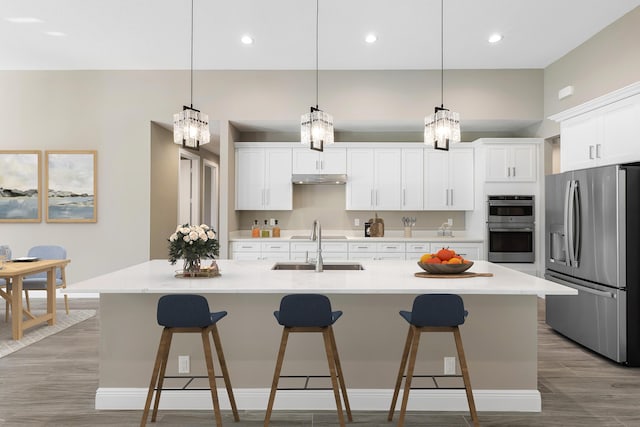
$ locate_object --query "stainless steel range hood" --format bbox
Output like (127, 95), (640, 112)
(291, 174), (347, 185)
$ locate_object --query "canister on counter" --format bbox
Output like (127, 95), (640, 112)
(364, 222), (371, 237)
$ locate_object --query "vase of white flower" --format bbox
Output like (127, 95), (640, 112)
(168, 224), (219, 276)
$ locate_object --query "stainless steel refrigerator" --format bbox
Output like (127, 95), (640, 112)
(545, 163), (640, 365)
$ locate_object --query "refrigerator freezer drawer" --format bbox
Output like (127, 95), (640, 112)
(545, 274), (626, 363)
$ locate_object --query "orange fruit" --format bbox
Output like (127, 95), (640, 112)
(436, 247), (455, 261)
(448, 257), (462, 264)
(419, 253), (433, 264)
(425, 256), (442, 264)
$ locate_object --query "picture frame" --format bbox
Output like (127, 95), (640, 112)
(0, 150), (42, 222)
(45, 150), (98, 223)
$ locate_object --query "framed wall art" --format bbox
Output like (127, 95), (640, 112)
(45, 150), (98, 223)
(0, 150), (42, 222)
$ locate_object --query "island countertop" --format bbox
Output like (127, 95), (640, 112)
(67, 259), (575, 296)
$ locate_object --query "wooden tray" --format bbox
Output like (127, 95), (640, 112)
(414, 271), (493, 279)
(175, 270), (221, 278)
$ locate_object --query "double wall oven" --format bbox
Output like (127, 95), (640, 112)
(487, 195), (535, 263)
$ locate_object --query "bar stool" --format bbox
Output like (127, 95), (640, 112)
(264, 294), (352, 427)
(141, 294), (239, 426)
(388, 294), (479, 427)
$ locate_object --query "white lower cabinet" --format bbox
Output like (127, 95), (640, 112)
(430, 242), (482, 261)
(406, 242), (430, 261)
(230, 241), (290, 260)
(290, 241), (348, 262)
(348, 242), (405, 260)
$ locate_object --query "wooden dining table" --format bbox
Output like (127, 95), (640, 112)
(0, 259), (70, 340)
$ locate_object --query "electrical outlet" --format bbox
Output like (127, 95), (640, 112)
(354, 218), (360, 226)
(178, 355), (190, 374)
(444, 356), (456, 375)
(447, 218), (453, 226)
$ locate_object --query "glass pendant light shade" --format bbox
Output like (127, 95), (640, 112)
(301, 106), (334, 152)
(424, 106), (460, 150)
(174, 105), (210, 149)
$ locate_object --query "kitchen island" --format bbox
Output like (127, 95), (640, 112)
(67, 259), (575, 413)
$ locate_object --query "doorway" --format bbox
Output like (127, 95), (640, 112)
(178, 149), (200, 226)
(203, 159), (219, 232)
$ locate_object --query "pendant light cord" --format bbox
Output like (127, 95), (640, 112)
(440, 0), (444, 108)
(315, 0), (319, 109)
(190, 0), (194, 108)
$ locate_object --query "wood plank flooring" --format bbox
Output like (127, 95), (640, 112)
(1, 298), (640, 426)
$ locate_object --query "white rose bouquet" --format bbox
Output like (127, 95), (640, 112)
(168, 223), (219, 271)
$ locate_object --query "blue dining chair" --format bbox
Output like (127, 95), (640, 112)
(1, 245), (11, 321)
(20, 245), (69, 314)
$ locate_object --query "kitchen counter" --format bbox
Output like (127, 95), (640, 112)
(228, 231), (483, 243)
(69, 260), (575, 414)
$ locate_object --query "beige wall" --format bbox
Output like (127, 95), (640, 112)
(541, 6), (640, 137)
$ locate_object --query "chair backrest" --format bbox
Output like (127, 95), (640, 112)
(277, 294), (334, 327)
(157, 294), (213, 328)
(27, 245), (67, 280)
(410, 294), (467, 327)
(0, 245), (11, 260)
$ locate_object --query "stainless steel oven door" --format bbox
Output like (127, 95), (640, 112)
(487, 197), (535, 223)
(487, 223), (535, 263)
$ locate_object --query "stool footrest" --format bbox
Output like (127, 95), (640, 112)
(277, 374), (342, 391)
(403, 374), (466, 390)
(156, 375), (224, 391)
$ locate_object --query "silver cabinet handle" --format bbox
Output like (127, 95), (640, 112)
(450, 189), (454, 205)
(512, 167), (516, 177)
(402, 188), (406, 206)
(315, 160), (319, 170)
(376, 190), (379, 205)
(445, 188), (449, 206)
(589, 145), (595, 159)
(596, 144), (602, 158)
(507, 167), (511, 177)
(320, 159), (324, 170)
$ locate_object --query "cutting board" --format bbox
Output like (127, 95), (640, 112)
(414, 271), (494, 279)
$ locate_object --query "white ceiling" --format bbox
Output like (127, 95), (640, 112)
(1, 0), (639, 71)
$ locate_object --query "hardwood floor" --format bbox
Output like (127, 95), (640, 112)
(1, 298), (640, 426)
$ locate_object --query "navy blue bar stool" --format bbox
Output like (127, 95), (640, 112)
(264, 294), (352, 427)
(141, 294), (239, 426)
(388, 294), (479, 427)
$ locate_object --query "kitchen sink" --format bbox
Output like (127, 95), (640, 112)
(289, 235), (348, 240)
(271, 262), (364, 270)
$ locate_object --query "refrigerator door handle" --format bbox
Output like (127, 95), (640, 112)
(572, 180), (581, 267)
(563, 180), (573, 266)
(547, 274), (615, 299)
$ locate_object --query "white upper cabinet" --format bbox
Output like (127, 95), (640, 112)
(424, 148), (474, 211)
(292, 146), (347, 174)
(485, 144), (537, 182)
(558, 92), (640, 172)
(235, 147), (292, 210)
(401, 148), (424, 210)
(346, 147), (407, 210)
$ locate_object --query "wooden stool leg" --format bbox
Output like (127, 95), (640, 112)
(398, 326), (420, 427)
(24, 289), (30, 312)
(264, 328), (290, 427)
(141, 328), (171, 427)
(453, 327), (479, 427)
(388, 327), (414, 421)
(328, 326), (352, 421)
(323, 328), (346, 427)
(151, 329), (173, 422)
(202, 328), (223, 427)
(210, 325), (240, 422)
(63, 287), (69, 314)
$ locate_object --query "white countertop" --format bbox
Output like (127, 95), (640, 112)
(67, 259), (575, 296)
(229, 230), (483, 243)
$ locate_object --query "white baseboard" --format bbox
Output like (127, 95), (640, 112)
(96, 388), (541, 412)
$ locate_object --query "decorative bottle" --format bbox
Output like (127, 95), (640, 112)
(251, 219), (260, 238)
(272, 220), (281, 238)
(261, 220), (271, 238)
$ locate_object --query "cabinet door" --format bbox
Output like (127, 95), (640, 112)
(374, 149), (402, 210)
(511, 145), (536, 182)
(235, 148), (266, 210)
(424, 150), (450, 210)
(292, 148), (319, 174)
(346, 149), (375, 210)
(485, 146), (510, 181)
(601, 94), (640, 166)
(264, 148), (292, 210)
(401, 148), (424, 210)
(320, 148), (347, 174)
(448, 149), (474, 210)
(560, 112), (601, 172)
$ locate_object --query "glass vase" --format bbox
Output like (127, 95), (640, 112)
(183, 257), (201, 276)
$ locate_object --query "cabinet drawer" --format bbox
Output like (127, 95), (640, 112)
(230, 241), (261, 252)
(322, 242), (348, 252)
(349, 242), (377, 252)
(290, 242), (316, 252)
(261, 242), (289, 252)
(406, 242), (429, 253)
(376, 242), (405, 253)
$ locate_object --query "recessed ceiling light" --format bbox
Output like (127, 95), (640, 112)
(488, 33), (503, 44)
(365, 33), (377, 44)
(45, 31), (66, 37)
(241, 35), (254, 45)
(5, 17), (43, 24)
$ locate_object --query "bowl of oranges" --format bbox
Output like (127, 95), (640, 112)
(418, 247), (473, 274)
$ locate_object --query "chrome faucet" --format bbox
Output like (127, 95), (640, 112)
(310, 220), (323, 272)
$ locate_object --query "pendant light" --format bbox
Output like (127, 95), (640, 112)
(300, 0), (334, 152)
(173, 0), (210, 150)
(424, 0), (460, 151)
